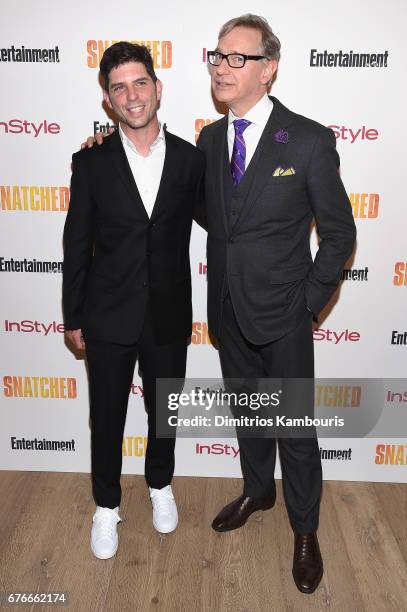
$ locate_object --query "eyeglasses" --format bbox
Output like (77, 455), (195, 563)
(207, 51), (269, 68)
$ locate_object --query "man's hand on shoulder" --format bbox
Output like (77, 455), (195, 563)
(65, 328), (85, 351)
(80, 127), (115, 150)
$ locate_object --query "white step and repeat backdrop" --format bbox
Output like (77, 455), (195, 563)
(1, 0), (406, 482)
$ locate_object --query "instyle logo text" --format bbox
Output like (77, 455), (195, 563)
(313, 329), (361, 344)
(328, 125), (378, 143)
(0, 120), (61, 137)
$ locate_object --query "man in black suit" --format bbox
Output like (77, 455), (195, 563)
(63, 42), (204, 559)
(197, 15), (356, 593)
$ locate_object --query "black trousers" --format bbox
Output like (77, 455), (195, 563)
(219, 295), (322, 534)
(85, 309), (187, 509)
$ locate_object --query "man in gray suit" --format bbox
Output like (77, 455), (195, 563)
(197, 14), (356, 594)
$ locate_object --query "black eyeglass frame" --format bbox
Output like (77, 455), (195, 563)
(207, 50), (269, 68)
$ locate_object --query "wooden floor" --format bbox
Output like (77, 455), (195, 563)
(0, 472), (406, 612)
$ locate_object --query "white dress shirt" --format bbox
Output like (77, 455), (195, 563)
(227, 94), (274, 168)
(119, 123), (166, 218)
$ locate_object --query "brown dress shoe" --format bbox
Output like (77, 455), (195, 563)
(212, 493), (275, 532)
(292, 532), (323, 594)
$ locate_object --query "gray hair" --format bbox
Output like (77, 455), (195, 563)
(218, 14), (281, 63)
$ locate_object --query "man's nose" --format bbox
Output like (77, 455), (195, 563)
(126, 85), (140, 100)
(215, 57), (230, 75)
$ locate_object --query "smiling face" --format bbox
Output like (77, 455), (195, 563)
(103, 61), (162, 133)
(210, 26), (277, 117)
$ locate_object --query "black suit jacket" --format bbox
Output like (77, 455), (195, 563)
(63, 128), (205, 345)
(197, 97), (356, 344)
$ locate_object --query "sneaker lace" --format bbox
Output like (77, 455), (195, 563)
(151, 489), (174, 516)
(94, 508), (120, 537)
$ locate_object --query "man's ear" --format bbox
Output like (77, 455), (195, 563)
(156, 79), (163, 102)
(261, 59), (278, 85)
(103, 89), (113, 110)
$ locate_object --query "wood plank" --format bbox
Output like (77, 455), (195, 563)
(329, 481), (407, 611)
(0, 472), (406, 611)
(374, 482), (407, 566)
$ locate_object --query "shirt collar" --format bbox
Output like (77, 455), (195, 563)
(119, 122), (165, 156)
(228, 93), (273, 130)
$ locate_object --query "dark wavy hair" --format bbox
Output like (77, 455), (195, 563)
(100, 41), (157, 91)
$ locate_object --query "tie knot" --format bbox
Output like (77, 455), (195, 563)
(233, 118), (251, 135)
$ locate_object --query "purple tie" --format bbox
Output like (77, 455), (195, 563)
(230, 118), (251, 186)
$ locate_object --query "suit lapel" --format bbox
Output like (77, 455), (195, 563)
(232, 97), (296, 232)
(106, 129), (149, 221)
(212, 116), (229, 235)
(150, 130), (178, 222)
(106, 129), (183, 223)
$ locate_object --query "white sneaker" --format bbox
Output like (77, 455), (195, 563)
(91, 506), (121, 559)
(149, 485), (178, 533)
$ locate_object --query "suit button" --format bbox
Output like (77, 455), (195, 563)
(231, 210), (236, 216)
(147, 250), (152, 256)
(142, 281), (148, 287)
(228, 238), (234, 244)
